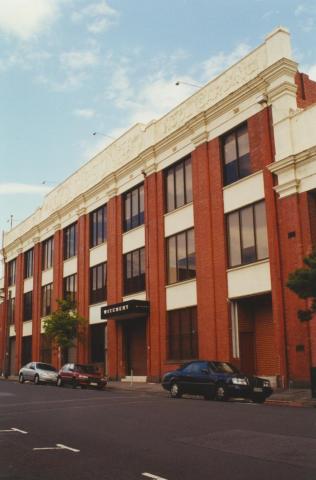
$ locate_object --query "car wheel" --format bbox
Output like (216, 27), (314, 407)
(215, 384), (228, 401)
(56, 376), (63, 387)
(19, 373), (25, 384)
(170, 382), (182, 399)
(72, 378), (78, 389)
(34, 374), (40, 385)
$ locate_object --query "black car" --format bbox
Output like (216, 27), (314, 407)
(162, 360), (273, 403)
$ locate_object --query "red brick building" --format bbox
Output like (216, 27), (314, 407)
(1, 28), (316, 387)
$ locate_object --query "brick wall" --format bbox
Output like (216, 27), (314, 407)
(295, 72), (316, 108)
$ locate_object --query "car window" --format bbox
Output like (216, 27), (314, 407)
(182, 362), (206, 374)
(75, 364), (98, 374)
(209, 361), (239, 374)
(37, 363), (57, 372)
(30, 363), (35, 370)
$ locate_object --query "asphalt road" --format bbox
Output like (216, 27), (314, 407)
(1, 380), (316, 480)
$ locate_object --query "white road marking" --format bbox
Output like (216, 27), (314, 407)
(33, 443), (80, 453)
(0, 427), (28, 434)
(142, 473), (168, 480)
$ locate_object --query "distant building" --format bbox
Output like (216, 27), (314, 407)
(1, 28), (316, 387)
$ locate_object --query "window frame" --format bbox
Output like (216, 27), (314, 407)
(167, 306), (198, 361)
(63, 222), (77, 260)
(123, 183), (145, 232)
(90, 205), (107, 248)
(41, 283), (53, 317)
(226, 200), (269, 268)
(63, 274), (77, 303)
(89, 262), (107, 305)
(24, 248), (34, 279)
(23, 291), (33, 322)
(164, 155), (193, 213)
(222, 122), (250, 186)
(123, 247), (146, 295)
(166, 228), (196, 285)
(42, 237), (54, 271)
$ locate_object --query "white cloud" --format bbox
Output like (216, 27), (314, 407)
(60, 50), (99, 70)
(72, 1), (119, 34)
(307, 64), (316, 80)
(202, 43), (251, 81)
(0, 183), (51, 195)
(73, 108), (96, 118)
(0, 0), (59, 40)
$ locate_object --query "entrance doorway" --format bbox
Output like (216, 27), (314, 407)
(124, 318), (147, 376)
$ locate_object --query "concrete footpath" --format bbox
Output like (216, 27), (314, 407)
(1, 375), (316, 407)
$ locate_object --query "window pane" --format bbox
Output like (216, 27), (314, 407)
(132, 250), (140, 278)
(224, 133), (237, 164)
(131, 189), (139, 228)
(255, 202), (269, 260)
(227, 212), (241, 267)
(139, 185), (145, 225)
(167, 236), (177, 284)
(175, 163), (185, 208)
(187, 229), (196, 278)
(240, 206), (256, 264)
(177, 232), (187, 281)
(125, 193), (131, 231)
(237, 125), (249, 157)
(185, 157), (193, 204)
(166, 170), (175, 212)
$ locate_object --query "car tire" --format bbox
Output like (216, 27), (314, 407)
(215, 384), (228, 401)
(19, 373), (25, 384)
(34, 374), (40, 385)
(56, 377), (63, 387)
(170, 381), (182, 399)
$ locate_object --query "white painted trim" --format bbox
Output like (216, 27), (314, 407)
(123, 291), (147, 302)
(166, 279), (197, 310)
(89, 243), (107, 267)
(223, 172), (265, 213)
(227, 260), (271, 298)
(63, 257), (77, 277)
(23, 278), (33, 293)
(164, 203), (194, 238)
(122, 225), (145, 254)
(22, 321), (32, 337)
(41, 268), (53, 286)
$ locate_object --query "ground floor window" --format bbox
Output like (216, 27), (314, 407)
(167, 306), (198, 361)
(90, 323), (106, 363)
(21, 336), (32, 366)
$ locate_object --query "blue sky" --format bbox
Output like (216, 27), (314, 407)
(1, 0), (316, 242)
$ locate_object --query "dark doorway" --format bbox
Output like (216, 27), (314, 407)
(9, 337), (16, 375)
(124, 318), (147, 376)
(239, 332), (255, 375)
(90, 323), (105, 363)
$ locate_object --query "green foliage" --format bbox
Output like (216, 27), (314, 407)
(287, 250), (316, 321)
(43, 298), (87, 349)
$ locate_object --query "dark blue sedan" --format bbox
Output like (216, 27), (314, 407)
(162, 360), (273, 403)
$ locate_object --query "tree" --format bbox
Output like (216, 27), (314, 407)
(43, 298), (87, 363)
(287, 250), (316, 321)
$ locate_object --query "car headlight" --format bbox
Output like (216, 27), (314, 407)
(263, 380), (270, 387)
(232, 377), (248, 386)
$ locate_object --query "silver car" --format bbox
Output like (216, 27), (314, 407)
(19, 362), (58, 385)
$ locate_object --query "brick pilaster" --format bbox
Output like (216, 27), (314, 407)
(77, 213), (89, 363)
(14, 252), (24, 374)
(31, 242), (42, 361)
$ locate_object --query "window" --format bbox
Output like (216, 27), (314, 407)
(24, 248), (34, 279)
(40, 334), (52, 364)
(123, 184), (144, 232)
(63, 274), (77, 303)
(8, 259), (16, 286)
(41, 283), (53, 317)
(165, 156), (192, 212)
(42, 237), (54, 270)
(227, 201), (269, 267)
(167, 307), (198, 361)
(63, 223), (77, 259)
(90, 324), (105, 363)
(124, 247), (145, 295)
(167, 228), (196, 284)
(8, 296), (15, 325)
(90, 205), (107, 248)
(90, 263), (107, 304)
(23, 291), (33, 321)
(222, 124), (250, 185)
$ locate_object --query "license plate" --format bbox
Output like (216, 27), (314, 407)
(90, 382), (98, 386)
(253, 387), (263, 392)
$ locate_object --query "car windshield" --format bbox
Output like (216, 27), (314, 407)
(76, 365), (98, 374)
(210, 361), (239, 374)
(37, 363), (57, 372)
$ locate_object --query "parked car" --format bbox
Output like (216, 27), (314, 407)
(19, 362), (58, 385)
(57, 363), (107, 389)
(162, 360), (273, 403)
